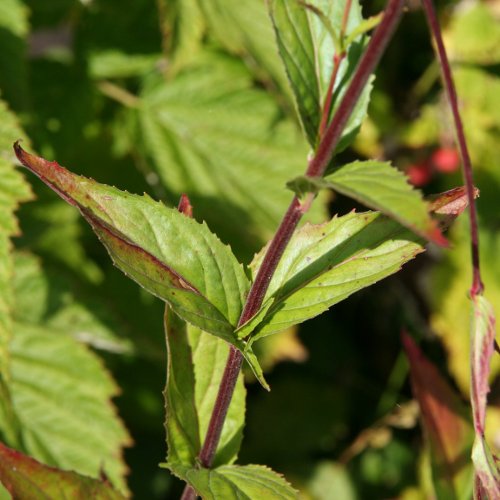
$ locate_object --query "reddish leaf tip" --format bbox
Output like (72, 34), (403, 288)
(13, 140), (26, 162)
(401, 330), (419, 360)
(428, 226), (449, 248)
(177, 194), (193, 218)
(11, 143), (78, 206)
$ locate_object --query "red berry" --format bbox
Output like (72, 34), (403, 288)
(407, 162), (432, 187)
(431, 147), (460, 173)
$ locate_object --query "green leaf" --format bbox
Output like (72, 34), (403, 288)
(197, 0), (292, 100)
(470, 295), (500, 497)
(157, 0), (205, 73)
(13, 252), (132, 355)
(15, 144), (250, 341)
(444, 3), (500, 65)
(5, 322), (131, 494)
(164, 308), (246, 467)
(0, 99), (32, 445)
(321, 160), (444, 244)
(454, 67), (500, 172)
(168, 463), (298, 500)
(131, 51), (326, 261)
(286, 175), (324, 201)
(269, 0), (371, 149)
(472, 438), (500, 499)
(431, 221), (500, 396)
(0, 441), (125, 500)
(238, 211), (424, 340)
(344, 13), (382, 48)
(305, 461), (356, 500)
(18, 197), (104, 283)
(89, 50), (161, 80)
(403, 333), (474, 499)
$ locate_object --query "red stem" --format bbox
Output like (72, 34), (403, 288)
(181, 1), (405, 497)
(421, 0), (483, 296)
(238, 197), (303, 326)
(318, 55), (343, 139)
(197, 346), (244, 467)
(308, 0), (404, 177)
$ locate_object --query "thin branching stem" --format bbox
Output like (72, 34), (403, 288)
(421, 0), (483, 296)
(181, 1), (405, 497)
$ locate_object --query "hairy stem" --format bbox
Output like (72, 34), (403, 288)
(182, 1), (405, 496)
(421, 0), (483, 295)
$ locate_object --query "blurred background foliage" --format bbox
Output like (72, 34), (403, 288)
(0, 0), (499, 498)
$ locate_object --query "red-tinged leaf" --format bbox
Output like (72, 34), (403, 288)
(470, 295), (500, 497)
(13, 143), (250, 341)
(12, 144), (267, 386)
(471, 295), (496, 434)
(177, 193), (193, 217)
(428, 186), (478, 215)
(0, 442), (126, 499)
(472, 438), (500, 499)
(402, 332), (474, 498)
(289, 161), (449, 246)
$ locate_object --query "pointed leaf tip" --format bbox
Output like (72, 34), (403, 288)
(428, 226), (449, 248)
(428, 186), (479, 215)
(13, 145), (249, 340)
(13, 142), (78, 207)
(178, 194), (193, 217)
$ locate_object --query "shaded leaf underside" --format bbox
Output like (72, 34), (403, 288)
(0, 98), (33, 446)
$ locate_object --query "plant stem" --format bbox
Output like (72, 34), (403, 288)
(421, 0), (483, 296)
(181, 1), (405, 497)
(238, 197), (304, 326)
(97, 81), (139, 108)
(307, 0), (404, 177)
(197, 346), (244, 467)
(242, 0), (405, 323)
